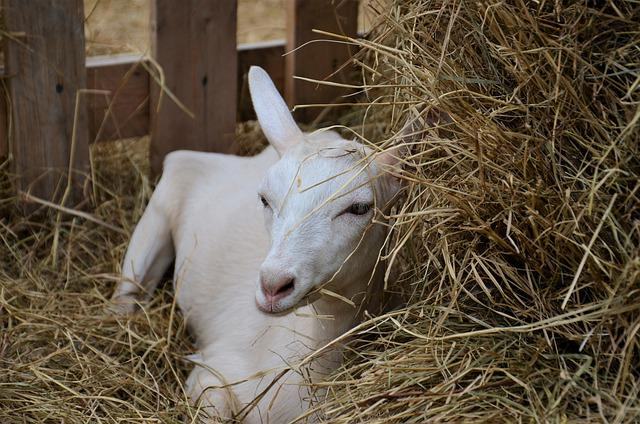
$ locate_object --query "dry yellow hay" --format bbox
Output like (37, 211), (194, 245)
(307, 0), (640, 422)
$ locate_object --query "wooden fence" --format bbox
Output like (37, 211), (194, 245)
(1, 0), (358, 203)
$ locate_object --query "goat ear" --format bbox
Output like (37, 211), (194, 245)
(374, 145), (404, 205)
(249, 66), (304, 155)
(373, 109), (425, 204)
(375, 106), (436, 170)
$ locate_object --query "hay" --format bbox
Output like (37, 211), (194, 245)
(308, 0), (640, 422)
(1, 1), (639, 422)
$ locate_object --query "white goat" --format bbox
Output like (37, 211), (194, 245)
(112, 66), (401, 422)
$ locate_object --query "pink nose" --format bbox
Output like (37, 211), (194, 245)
(260, 272), (296, 304)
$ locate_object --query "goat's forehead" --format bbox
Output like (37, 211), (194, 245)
(262, 141), (377, 202)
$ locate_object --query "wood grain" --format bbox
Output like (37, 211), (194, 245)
(237, 40), (286, 122)
(3, 0), (90, 202)
(0, 82), (8, 159)
(285, 0), (358, 123)
(86, 54), (150, 143)
(0, 35), (284, 157)
(150, 0), (238, 175)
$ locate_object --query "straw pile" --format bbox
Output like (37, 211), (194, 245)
(1, 0), (639, 423)
(308, 0), (640, 422)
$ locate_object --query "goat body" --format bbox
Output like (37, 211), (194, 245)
(113, 67), (400, 422)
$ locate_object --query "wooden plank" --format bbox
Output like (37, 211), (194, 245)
(0, 40), (286, 150)
(0, 82), (7, 159)
(85, 41), (282, 142)
(86, 54), (150, 143)
(4, 0), (90, 203)
(285, 0), (358, 123)
(237, 40), (285, 122)
(150, 0), (238, 175)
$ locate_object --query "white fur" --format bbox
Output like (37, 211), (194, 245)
(112, 66), (400, 423)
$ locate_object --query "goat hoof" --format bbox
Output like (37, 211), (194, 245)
(109, 296), (140, 315)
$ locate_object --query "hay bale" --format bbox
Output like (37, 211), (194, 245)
(311, 1), (640, 422)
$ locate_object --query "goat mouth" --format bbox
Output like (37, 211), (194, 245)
(255, 298), (295, 315)
(255, 291), (298, 315)
(255, 282), (327, 315)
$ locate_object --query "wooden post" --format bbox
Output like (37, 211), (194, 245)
(0, 82), (8, 159)
(3, 0), (90, 202)
(150, 0), (238, 176)
(86, 55), (150, 143)
(285, 0), (358, 123)
(237, 41), (286, 122)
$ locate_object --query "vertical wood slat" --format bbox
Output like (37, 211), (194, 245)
(0, 83), (7, 159)
(86, 55), (150, 143)
(150, 0), (238, 175)
(285, 0), (358, 123)
(3, 0), (90, 202)
(237, 41), (285, 122)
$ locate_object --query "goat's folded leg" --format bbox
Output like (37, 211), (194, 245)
(111, 199), (174, 314)
(185, 360), (238, 421)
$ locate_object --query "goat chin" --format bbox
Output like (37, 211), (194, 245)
(112, 66), (400, 423)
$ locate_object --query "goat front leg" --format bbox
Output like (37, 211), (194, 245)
(185, 361), (237, 420)
(112, 200), (174, 314)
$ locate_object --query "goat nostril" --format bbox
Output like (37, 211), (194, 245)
(276, 279), (295, 296)
(261, 276), (295, 300)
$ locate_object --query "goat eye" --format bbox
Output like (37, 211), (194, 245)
(347, 203), (372, 216)
(259, 195), (270, 208)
